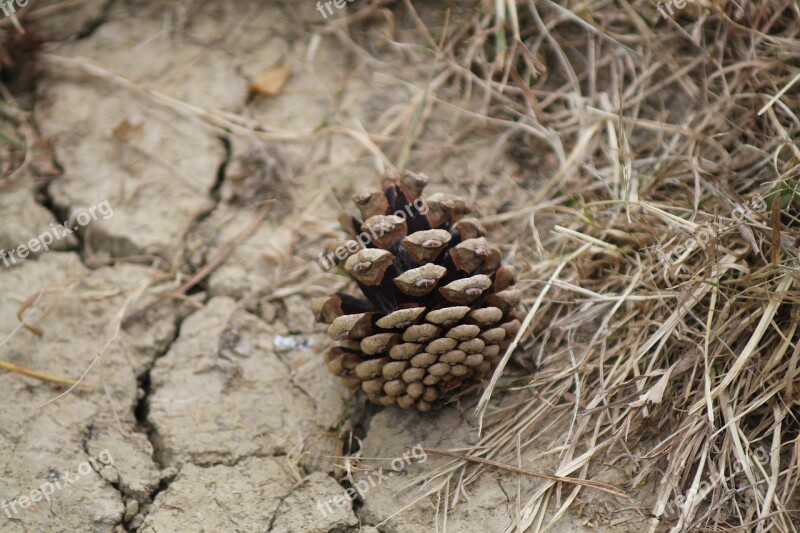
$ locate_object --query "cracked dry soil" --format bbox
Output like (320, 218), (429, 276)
(0, 1), (650, 532)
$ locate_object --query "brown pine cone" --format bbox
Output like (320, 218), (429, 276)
(312, 171), (522, 411)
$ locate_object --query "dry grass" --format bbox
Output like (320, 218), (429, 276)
(371, 1), (800, 531)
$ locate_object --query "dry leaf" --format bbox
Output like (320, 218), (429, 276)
(630, 365), (674, 408)
(249, 65), (291, 97)
(112, 119), (143, 142)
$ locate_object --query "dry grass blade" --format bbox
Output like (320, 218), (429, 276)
(424, 448), (629, 499)
(0, 359), (94, 388)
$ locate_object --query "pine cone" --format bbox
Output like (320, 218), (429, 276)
(312, 171), (522, 411)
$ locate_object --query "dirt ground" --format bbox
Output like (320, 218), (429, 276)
(0, 1), (711, 532)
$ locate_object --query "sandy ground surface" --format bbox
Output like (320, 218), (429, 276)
(0, 1), (659, 532)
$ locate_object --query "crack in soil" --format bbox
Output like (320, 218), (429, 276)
(127, 135), (234, 528)
(24, 107), (236, 529)
(3, 4), (387, 531)
(81, 424), (138, 532)
(120, 310), (183, 531)
(334, 402), (381, 525)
